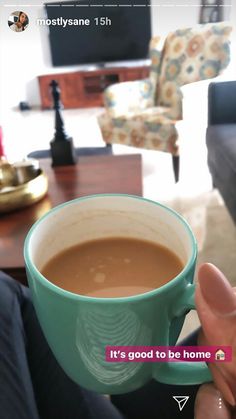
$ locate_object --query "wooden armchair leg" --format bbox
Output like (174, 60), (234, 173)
(172, 155), (180, 183)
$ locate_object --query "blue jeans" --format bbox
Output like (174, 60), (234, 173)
(0, 271), (200, 419)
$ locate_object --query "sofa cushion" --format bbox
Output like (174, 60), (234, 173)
(206, 124), (236, 174)
(206, 124), (236, 223)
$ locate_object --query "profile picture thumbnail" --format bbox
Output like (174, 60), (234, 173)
(8, 11), (29, 32)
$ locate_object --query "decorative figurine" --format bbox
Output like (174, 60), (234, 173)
(50, 80), (77, 166)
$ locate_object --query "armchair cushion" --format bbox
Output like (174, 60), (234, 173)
(103, 79), (155, 118)
(156, 81), (183, 119)
(98, 108), (178, 154)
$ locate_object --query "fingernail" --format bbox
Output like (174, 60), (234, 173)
(198, 264), (236, 317)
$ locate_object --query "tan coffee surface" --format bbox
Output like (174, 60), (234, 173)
(41, 238), (184, 297)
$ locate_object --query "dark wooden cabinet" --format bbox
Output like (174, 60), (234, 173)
(38, 65), (150, 110)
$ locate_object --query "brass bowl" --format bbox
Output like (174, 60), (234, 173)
(0, 169), (48, 214)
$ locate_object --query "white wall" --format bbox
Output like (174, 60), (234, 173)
(0, 0), (233, 113)
(151, 0), (201, 38)
(0, 0), (199, 111)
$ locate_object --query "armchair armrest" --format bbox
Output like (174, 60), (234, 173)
(103, 79), (155, 118)
(208, 81), (236, 125)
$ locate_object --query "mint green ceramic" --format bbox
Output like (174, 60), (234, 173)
(24, 194), (211, 394)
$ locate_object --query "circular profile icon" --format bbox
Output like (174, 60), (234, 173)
(8, 11), (29, 32)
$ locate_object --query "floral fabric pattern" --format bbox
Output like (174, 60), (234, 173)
(159, 21), (232, 89)
(149, 36), (163, 87)
(98, 21), (232, 155)
(104, 79), (155, 118)
(97, 110), (179, 155)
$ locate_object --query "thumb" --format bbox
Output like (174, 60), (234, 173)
(196, 263), (236, 408)
(197, 263), (236, 317)
(195, 263), (236, 345)
(195, 384), (231, 419)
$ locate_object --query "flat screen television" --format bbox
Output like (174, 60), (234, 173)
(44, 0), (151, 67)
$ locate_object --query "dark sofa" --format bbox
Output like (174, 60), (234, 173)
(206, 81), (236, 223)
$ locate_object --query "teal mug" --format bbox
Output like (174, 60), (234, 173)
(24, 194), (211, 394)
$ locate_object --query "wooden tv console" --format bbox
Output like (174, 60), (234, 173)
(38, 65), (150, 110)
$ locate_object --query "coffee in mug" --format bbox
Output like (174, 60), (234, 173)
(41, 237), (184, 298)
(24, 194), (211, 394)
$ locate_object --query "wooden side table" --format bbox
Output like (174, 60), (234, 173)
(0, 154), (142, 284)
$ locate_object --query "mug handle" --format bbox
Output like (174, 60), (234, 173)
(156, 284), (212, 385)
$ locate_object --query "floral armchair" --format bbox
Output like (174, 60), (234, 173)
(97, 22), (232, 181)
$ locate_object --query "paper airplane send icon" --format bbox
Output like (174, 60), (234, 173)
(173, 396), (190, 411)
